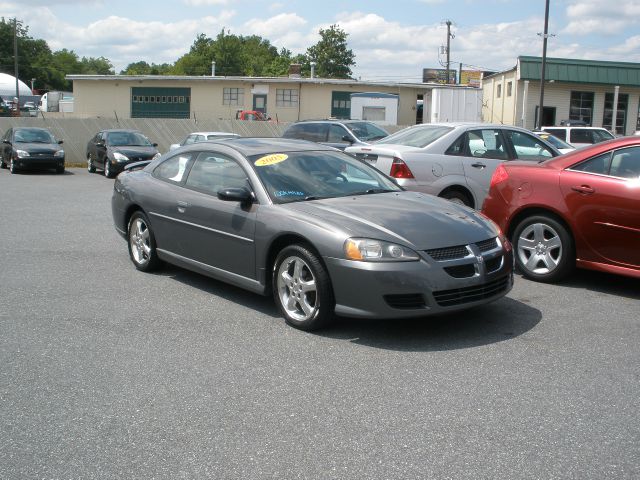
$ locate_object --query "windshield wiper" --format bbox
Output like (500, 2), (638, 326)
(353, 188), (396, 195)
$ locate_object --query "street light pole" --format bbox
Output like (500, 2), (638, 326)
(537, 0), (550, 129)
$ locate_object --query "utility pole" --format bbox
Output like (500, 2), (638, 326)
(14, 18), (20, 113)
(445, 20), (453, 84)
(537, 0), (550, 129)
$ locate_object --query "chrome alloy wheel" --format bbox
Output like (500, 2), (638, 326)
(276, 256), (318, 322)
(129, 217), (152, 266)
(516, 222), (563, 275)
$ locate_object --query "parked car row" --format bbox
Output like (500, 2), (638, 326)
(3, 122), (637, 330)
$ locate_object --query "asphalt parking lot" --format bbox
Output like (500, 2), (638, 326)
(1, 167), (639, 479)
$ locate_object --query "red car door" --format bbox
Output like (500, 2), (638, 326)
(559, 154), (640, 268)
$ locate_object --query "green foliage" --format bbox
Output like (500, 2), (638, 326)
(0, 17), (358, 92)
(306, 24), (355, 79)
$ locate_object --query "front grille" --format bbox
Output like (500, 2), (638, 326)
(476, 237), (498, 252)
(425, 245), (469, 261)
(433, 276), (510, 307)
(444, 264), (476, 278)
(485, 256), (503, 273)
(384, 293), (427, 309)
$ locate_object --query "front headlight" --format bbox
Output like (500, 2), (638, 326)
(152, 153), (161, 160)
(54, 150), (64, 158)
(16, 149), (30, 158)
(344, 238), (420, 262)
(113, 152), (129, 162)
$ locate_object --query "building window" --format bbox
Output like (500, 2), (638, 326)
(496, 84), (502, 98)
(223, 88), (244, 106)
(276, 88), (299, 107)
(507, 81), (512, 97)
(569, 91), (594, 126)
(603, 92), (629, 135)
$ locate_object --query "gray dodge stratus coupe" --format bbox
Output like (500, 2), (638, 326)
(112, 138), (513, 330)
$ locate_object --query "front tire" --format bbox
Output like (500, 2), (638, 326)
(127, 211), (161, 272)
(273, 245), (335, 331)
(104, 159), (114, 178)
(512, 214), (574, 282)
(87, 154), (96, 173)
(0, 157), (6, 169)
(9, 159), (18, 174)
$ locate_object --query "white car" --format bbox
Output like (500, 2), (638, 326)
(540, 126), (614, 149)
(169, 131), (240, 152)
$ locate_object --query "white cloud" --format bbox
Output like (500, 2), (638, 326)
(243, 13), (311, 54)
(17, 7), (237, 72)
(563, 0), (640, 35)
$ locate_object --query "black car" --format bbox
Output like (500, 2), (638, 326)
(86, 129), (160, 178)
(1, 127), (65, 174)
(282, 120), (388, 150)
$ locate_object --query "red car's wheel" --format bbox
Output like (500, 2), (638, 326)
(512, 214), (574, 282)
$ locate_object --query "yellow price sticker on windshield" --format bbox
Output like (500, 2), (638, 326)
(255, 153), (288, 166)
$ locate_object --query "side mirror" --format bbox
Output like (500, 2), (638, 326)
(342, 135), (354, 144)
(217, 187), (253, 204)
(152, 143), (158, 147)
(2, 140), (10, 145)
(97, 141), (105, 147)
(58, 140), (64, 144)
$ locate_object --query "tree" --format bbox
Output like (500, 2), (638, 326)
(305, 24), (355, 79)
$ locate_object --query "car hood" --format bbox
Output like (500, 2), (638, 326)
(15, 142), (62, 153)
(109, 145), (158, 156)
(283, 191), (498, 250)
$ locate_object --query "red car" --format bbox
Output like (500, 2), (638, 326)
(482, 136), (640, 282)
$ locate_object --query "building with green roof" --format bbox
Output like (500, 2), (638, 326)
(482, 56), (640, 135)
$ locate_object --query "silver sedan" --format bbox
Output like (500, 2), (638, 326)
(346, 123), (560, 209)
(112, 138), (513, 330)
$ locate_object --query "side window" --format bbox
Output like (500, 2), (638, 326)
(506, 130), (554, 161)
(154, 153), (194, 183)
(569, 129), (593, 144)
(465, 129), (508, 159)
(283, 124), (303, 139)
(610, 147), (640, 179)
(445, 134), (466, 156)
(569, 152), (612, 175)
(327, 125), (350, 143)
(185, 152), (248, 195)
(304, 123), (328, 142)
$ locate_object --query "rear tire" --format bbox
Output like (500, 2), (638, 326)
(440, 189), (473, 208)
(0, 157), (6, 169)
(512, 214), (574, 282)
(273, 244), (334, 331)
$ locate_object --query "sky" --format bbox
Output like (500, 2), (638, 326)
(4, 0), (640, 82)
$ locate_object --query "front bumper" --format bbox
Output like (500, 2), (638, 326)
(13, 156), (65, 170)
(324, 240), (514, 319)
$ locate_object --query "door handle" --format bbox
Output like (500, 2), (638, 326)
(571, 185), (595, 195)
(471, 162), (486, 169)
(177, 201), (190, 213)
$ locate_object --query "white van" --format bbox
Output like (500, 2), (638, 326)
(541, 126), (614, 149)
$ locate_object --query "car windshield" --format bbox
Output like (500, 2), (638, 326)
(107, 132), (152, 147)
(249, 150), (402, 204)
(375, 125), (453, 147)
(14, 128), (56, 144)
(346, 122), (389, 142)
